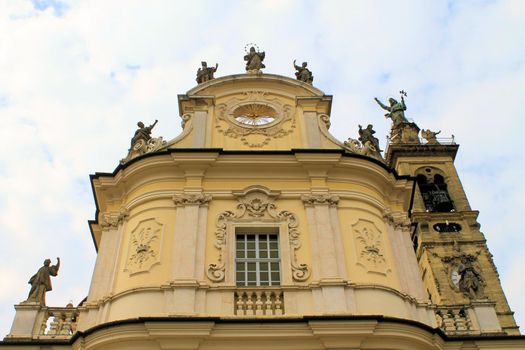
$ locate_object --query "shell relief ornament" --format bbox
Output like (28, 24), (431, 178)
(125, 218), (164, 275)
(216, 91), (294, 148)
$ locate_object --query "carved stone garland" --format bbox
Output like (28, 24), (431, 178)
(207, 189), (310, 282)
(215, 91), (294, 148)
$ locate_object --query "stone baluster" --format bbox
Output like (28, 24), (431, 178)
(274, 293), (283, 316)
(255, 292), (264, 316)
(264, 293), (273, 315)
(246, 294), (254, 316)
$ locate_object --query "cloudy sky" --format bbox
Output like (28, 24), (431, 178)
(1, 0), (524, 336)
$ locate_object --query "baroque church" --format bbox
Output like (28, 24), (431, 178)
(2, 48), (524, 350)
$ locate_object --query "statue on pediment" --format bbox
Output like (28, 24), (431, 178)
(196, 61), (218, 84)
(244, 46), (265, 72)
(293, 60), (313, 84)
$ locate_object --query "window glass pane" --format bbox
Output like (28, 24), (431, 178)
(236, 239), (245, 249)
(246, 235), (255, 241)
(271, 272), (280, 282)
(269, 241), (278, 250)
(269, 250), (278, 258)
(236, 272), (245, 283)
(236, 262), (245, 272)
(247, 272), (257, 282)
(247, 250), (256, 258)
(270, 262), (279, 271)
(247, 242), (256, 250)
(247, 262), (256, 271)
(237, 250), (245, 258)
(247, 280), (257, 286)
(260, 262), (268, 272)
(260, 250), (268, 258)
(259, 280), (270, 286)
(260, 271), (269, 281)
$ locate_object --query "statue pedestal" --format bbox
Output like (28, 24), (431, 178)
(469, 300), (502, 334)
(5, 302), (43, 339)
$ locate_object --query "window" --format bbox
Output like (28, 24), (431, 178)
(235, 231), (280, 287)
(417, 170), (455, 212)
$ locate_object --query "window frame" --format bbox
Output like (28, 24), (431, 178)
(235, 231), (281, 287)
(225, 222), (293, 286)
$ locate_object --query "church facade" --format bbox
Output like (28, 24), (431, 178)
(2, 51), (523, 349)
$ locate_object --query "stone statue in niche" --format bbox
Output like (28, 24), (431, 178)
(121, 119), (166, 164)
(293, 60), (313, 84)
(25, 257), (60, 305)
(244, 46), (265, 72)
(421, 129), (441, 144)
(196, 61), (218, 84)
(458, 257), (484, 299)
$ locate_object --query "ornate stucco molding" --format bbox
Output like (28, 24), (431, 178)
(99, 208), (129, 230)
(125, 218), (164, 275)
(383, 209), (411, 231)
(207, 186), (310, 283)
(173, 193), (212, 207)
(352, 219), (390, 275)
(215, 91), (294, 148)
(301, 193), (339, 207)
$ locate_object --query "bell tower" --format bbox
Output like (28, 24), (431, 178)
(385, 120), (519, 335)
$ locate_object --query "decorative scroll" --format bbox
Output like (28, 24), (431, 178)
(99, 208), (129, 229)
(301, 193), (339, 207)
(352, 219), (390, 275)
(125, 218), (163, 275)
(173, 193), (212, 206)
(207, 187), (310, 283)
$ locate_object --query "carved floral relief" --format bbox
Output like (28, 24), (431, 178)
(125, 218), (164, 275)
(352, 219), (390, 275)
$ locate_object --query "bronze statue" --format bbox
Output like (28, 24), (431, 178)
(374, 95), (408, 128)
(421, 129), (441, 144)
(130, 120), (158, 149)
(244, 46), (265, 72)
(358, 124), (382, 152)
(293, 60), (313, 84)
(26, 258), (60, 305)
(196, 61), (218, 84)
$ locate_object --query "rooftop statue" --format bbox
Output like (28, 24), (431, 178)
(293, 60), (313, 84)
(244, 46), (265, 73)
(421, 129), (441, 144)
(344, 124), (383, 161)
(358, 124), (382, 153)
(25, 257), (60, 305)
(130, 120), (158, 149)
(121, 119), (166, 164)
(374, 94), (408, 128)
(196, 61), (218, 84)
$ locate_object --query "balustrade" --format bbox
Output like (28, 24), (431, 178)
(234, 289), (284, 316)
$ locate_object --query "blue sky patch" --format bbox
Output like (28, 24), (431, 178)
(31, 0), (68, 17)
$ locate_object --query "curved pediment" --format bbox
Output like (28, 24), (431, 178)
(170, 73), (341, 151)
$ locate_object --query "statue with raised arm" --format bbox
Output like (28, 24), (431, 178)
(374, 95), (408, 128)
(358, 124), (382, 152)
(130, 120), (158, 149)
(196, 61), (218, 84)
(244, 46), (265, 72)
(293, 60), (313, 84)
(25, 257), (60, 305)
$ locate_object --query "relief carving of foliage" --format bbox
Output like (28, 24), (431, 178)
(125, 218), (163, 275)
(352, 219), (390, 275)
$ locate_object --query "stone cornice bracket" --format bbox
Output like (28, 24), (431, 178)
(173, 193), (212, 207)
(99, 208), (129, 230)
(301, 193), (339, 207)
(382, 209), (411, 231)
(180, 113), (193, 129)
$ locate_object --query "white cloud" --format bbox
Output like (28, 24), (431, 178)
(0, 0), (524, 336)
